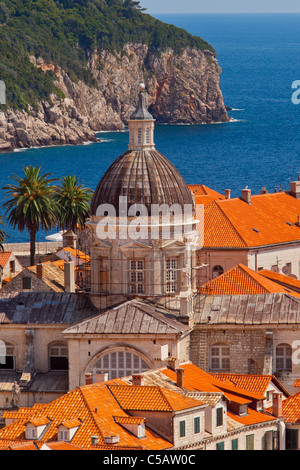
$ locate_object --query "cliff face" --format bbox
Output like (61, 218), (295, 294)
(0, 44), (229, 152)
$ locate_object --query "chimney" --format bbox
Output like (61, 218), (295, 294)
(167, 358), (180, 371)
(132, 374), (143, 386)
(272, 392), (283, 418)
(85, 372), (93, 385)
(63, 230), (77, 249)
(260, 187), (268, 194)
(36, 263), (44, 279)
(64, 260), (75, 293)
(225, 189), (231, 199)
(290, 181), (300, 199)
(176, 368), (185, 388)
(241, 187), (251, 204)
(91, 436), (98, 446)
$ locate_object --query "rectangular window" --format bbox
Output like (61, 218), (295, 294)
(179, 420), (186, 438)
(246, 434), (254, 450)
(216, 407), (223, 427)
(194, 416), (200, 434)
(129, 260), (144, 294)
(231, 438), (238, 450)
(210, 346), (230, 371)
(22, 277), (32, 290)
(166, 259), (177, 294)
(216, 441), (224, 450)
(9, 260), (15, 273)
(286, 429), (299, 450)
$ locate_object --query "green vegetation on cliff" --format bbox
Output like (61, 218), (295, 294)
(0, 0), (215, 111)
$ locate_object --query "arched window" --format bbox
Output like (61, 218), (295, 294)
(0, 341), (15, 370)
(49, 342), (68, 371)
(210, 344), (230, 371)
(276, 343), (292, 371)
(91, 350), (150, 380)
(212, 265), (224, 278)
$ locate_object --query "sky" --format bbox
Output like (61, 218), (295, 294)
(139, 0), (300, 14)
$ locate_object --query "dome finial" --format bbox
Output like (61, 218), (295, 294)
(130, 83), (153, 121)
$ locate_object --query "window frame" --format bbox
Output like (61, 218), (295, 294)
(194, 416), (200, 434)
(179, 420), (186, 438)
(128, 259), (145, 295)
(210, 344), (230, 372)
(49, 342), (69, 371)
(166, 258), (178, 294)
(212, 265), (224, 278)
(216, 407), (223, 427)
(0, 341), (15, 370)
(92, 350), (150, 380)
(22, 276), (32, 290)
(275, 343), (292, 372)
(246, 434), (254, 450)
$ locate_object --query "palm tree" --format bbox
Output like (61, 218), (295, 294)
(0, 216), (9, 252)
(2, 165), (58, 266)
(54, 175), (93, 232)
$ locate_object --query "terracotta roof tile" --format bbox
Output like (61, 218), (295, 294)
(162, 363), (265, 401)
(0, 383), (172, 450)
(212, 373), (290, 397)
(0, 252), (12, 268)
(260, 270), (300, 291)
(199, 264), (300, 297)
(203, 192), (300, 248)
(267, 392), (300, 423)
(108, 385), (204, 411)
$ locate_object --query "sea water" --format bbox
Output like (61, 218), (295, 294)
(1, 13), (300, 242)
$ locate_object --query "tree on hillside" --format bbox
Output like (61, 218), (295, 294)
(54, 174), (93, 232)
(2, 165), (58, 266)
(0, 216), (8, 251)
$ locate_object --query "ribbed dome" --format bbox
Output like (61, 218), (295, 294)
(90, 149), (194, 216)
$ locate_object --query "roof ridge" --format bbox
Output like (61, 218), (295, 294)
(75, 385), (104, 440)
(238, 264), (272, 293)
(214, 201), (249, 247)
(158, 387), (176, 412)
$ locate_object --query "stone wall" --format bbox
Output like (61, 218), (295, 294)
(190, 327), (266, 374)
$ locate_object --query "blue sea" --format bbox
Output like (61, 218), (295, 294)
(1, 13), (300, 242)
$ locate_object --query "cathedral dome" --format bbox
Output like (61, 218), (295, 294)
(90, 148), (194, 216)
(90, 84), (194, 216)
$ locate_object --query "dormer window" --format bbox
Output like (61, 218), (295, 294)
(239, 404), (248, 416)
(57, 419), (81, 442)
(25, 417), (50, 440)
(114, 416), (146, 439)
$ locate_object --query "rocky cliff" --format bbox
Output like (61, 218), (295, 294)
(0, 43), (229, 152)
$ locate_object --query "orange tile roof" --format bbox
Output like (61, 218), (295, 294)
(0, 252), (12, 268)
(212, 373), (290, 397)
(259, 270), (300, 291)
(293, 379), (300, 387)
(42, 247), (90, 264)
(188, 184), (225, 198)
(108, 385), (204, 412)
(203, 191), (300, 248)
(161, 363), (265, 402)
(266, 392), (300, 423)
(0, 383), (172, 450)
(188, 184), (225, 207)
(27, 417), (50, 427)
(161, 363), (277, 426)
(227, 408), (276, 426)
(199, 263), (300, 297)
(114, 416), (146, 425)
